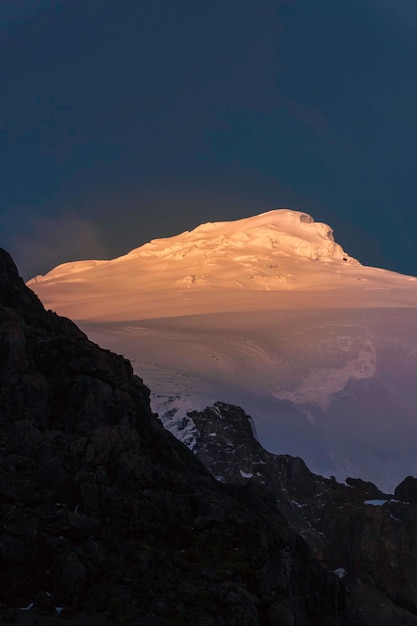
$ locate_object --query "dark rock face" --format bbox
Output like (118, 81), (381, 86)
(187, 402), (417, 625)
(0, 248), (351, 624)
(395, 476), (417, 505)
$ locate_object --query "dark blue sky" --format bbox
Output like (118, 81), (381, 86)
(1, 0), (417, 278)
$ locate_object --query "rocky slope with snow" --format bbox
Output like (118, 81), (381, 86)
(185, 401), (417, 625)
(28, 209), (417, 490)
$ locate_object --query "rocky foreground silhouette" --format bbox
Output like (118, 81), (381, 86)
(1, 246), (416, 625)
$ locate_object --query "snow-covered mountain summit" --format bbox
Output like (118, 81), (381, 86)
(128, 209), (358, 264)
(28, 209), (414, 322)
(28, 209), (417, 490)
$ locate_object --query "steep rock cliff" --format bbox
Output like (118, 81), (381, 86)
(0, 248), (351, 625)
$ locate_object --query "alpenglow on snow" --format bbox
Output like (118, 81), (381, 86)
(28, 209), (417, 491)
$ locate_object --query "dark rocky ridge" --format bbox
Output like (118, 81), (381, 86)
(0, 246), (352, 624)
(185, 402), (417, 625)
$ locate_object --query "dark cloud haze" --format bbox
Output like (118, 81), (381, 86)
(1, 0), (417, 278)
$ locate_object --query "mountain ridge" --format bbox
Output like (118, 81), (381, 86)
(27, 209), (417, 490)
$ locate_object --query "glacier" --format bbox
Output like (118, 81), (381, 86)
(27, 209), (417, 491)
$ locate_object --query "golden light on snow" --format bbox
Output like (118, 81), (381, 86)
(28, 210), (417, 491)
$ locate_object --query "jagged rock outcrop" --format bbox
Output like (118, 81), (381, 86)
(0, 247), (351, 625)
(395, 476), (417, 506)
(185, 402), (417, 625)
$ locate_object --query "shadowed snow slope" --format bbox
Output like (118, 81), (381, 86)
(28, 210), (417, 491)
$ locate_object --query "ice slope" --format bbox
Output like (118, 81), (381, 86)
(28, 210), (417, 490)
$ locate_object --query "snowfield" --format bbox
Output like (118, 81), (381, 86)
(28, 210), (417, 491)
